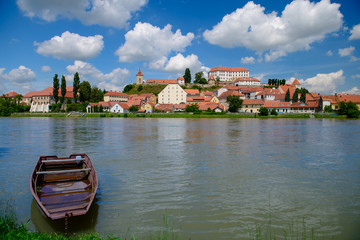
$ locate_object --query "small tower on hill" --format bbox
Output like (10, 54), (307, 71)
(136, 69), (144, 84)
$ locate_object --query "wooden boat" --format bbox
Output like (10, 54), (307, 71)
(30, 154), (98, 220)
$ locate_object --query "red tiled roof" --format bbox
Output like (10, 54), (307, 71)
(177, 76), (184, 80)
(140, 93), (155, 98)
(5, 91), (19, 97)
(320, 95), (338, 103)
(187, 96), (205, 102)
(155, 104), (174, 112)
(337, 94), (360, 103)
(202, 91), (214, 96)
(136, 69), (143, 76)
(174, 104), (186, 109)
(209, 67), (249, 72)
(198, 102), (225, 111)
(234, 77), (260, 82)
(292, 79), (300, 86)
(184, 89), (200, 95)
(208, 74), (215, 80)
(127, 99), (142, 107)
(23, 87), (73, 98)
(218, 90), (244, 99)
(242, 99), (265, 105)
(264, 101), (291, 108)
(147, 79), (177, 84)
(105, 91), (129, 97)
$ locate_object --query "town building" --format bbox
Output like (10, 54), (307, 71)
(104, 92), (129, 102)
(241, 99), (265, 113)
(208, 67), (249, 82)
(136, 69), (144, 84)
(234, 77), (261, 86)
(158, 84), (187, 104)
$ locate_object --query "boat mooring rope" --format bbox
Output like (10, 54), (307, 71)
(65, 213), (69, 236)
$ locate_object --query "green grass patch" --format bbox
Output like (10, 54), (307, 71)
(313, 114), (347, 119)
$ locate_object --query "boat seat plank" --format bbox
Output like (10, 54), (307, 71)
(36, 168), (91, 175)
(41, 158), (85, 163)
(43, 194), (91, 206)
(47, 202), (89, 214)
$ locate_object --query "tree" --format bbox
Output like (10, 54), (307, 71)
(90, 87), (104, 102)
(259, 107), (269, 116)
(79, 81), (92, 102)
(185, 104), (199, 112)
(123, 84), (133, 93)
(60, 75), (66, 104)
(73, 72), (80, 103)
(271, 108), (278, 116)
(285, 89), (291, 102)
(129, 105), (139, 113)
(216, 76), (220, 86)
(52, 74), (60, 104)
(183, 68), (191, 84)
(300, 92), (306, 103)
(338, 101), (360, 118)
(227, 95), (242, 113)
(137, 85), (143, 92)
(194, 71), (203, 84)
(292, 91), (298, 102)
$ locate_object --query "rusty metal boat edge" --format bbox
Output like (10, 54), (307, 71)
(30, 154), (98, 220)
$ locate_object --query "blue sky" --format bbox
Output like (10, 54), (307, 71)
(0, 0), (359, 95)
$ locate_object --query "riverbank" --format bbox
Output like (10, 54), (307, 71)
(10, 112), (349, 119)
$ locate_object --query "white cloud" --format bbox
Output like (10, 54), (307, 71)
(352, 74), (360, 79)
(41, 65), (52, 72)
(338, 46), (355, 57)
(115, 22), (194, 62)
(326, 50), (333, 56)
(17, 0), (148, 29)
(298, 69), (345, 93)
(349, 24), (360, 40)
(149, 53), (207, 77)
(35, 31), (104, 60)
(341, 87), (360, 95)
(203, 0), (343, 62)
(241, 56), (255, 64)
(66, 60), (130, 91)
(0, 66), (36, 94)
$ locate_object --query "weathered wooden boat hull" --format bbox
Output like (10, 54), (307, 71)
(30, 154), (98, 220)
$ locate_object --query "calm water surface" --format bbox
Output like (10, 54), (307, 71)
(0, 117), (359, 239)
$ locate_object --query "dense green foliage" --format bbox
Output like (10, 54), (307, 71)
(259, 107), (269, 116)
(292, 91), (298, 102)
(123, 84), (133, 93)
(194, 71), (207, 84)
(271, 108), (278, 116)
(73, 72), (80, 103)
(285, 89), (291, 102)
(90, 87), (104, 102)
(129, 105), (139, 113)
(60, 75), (66, 104)
(226, 95), (243, 113)
(183, 68), (191, 83)
(137, 84), (143, 92)
(79, 81), (92, 102)
(53, 74), (60, 104)
(185, 104), (200, 113)
(324, 105), (333, 113)
(267, 79), (286, 86)
(0, 96), (30, 116)
(338, 101), (360, 118)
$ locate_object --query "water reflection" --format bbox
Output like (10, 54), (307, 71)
(31, 198), (99, 234)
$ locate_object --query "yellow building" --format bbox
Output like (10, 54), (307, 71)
(158, 84), (187, 104)
(241, 99), (264, 113)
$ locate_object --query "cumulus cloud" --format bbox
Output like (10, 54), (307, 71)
(349, 24), (360, 40)
(35, 31), (104, 60)
(0, 66), (36, 93)
(115, 22), (194, 62)
(298, 70), (345, 93)
(17, 0), (148, 29)
(338, 46), (355, 57)
(41, 65), (52, 72)
(341, 87), (360, 95)
(241, 56), (256, 64)
(203, 0), (343, 62)
(326, 50), (333, 56)
(66, 60), (130, 91)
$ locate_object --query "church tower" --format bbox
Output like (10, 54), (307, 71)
(136, 69), (144, 84)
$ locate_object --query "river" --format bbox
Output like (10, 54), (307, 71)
(0, 117), (359, 239)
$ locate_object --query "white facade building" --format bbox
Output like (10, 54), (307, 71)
(158, 84), (187, 104)
(209, 67), (249, 82)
